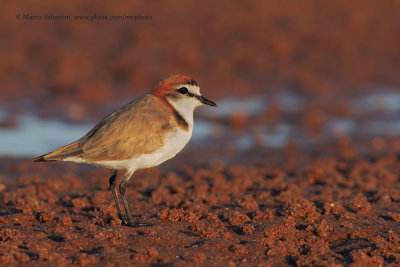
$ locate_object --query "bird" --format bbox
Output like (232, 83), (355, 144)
(34, 74), (217, 226)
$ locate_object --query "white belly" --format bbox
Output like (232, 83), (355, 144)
(93, 127), (192, 170)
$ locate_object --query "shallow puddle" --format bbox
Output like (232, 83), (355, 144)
(2, 91), (400, 156)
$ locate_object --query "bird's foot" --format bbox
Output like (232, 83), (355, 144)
(120, 217), (153, 227)
(119, 215), (135, 227)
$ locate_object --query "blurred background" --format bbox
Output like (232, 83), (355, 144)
(1, 0), (400, 157)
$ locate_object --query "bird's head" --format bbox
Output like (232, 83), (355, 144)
(151, 75), (217, 113)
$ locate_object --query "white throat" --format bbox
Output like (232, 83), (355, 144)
(166, 84), (202, 131)
(167, 97), (197, 130)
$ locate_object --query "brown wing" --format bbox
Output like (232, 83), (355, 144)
(36, 94), (174, 162)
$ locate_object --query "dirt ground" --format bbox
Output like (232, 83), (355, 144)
(1, 0), (400, 266)
(0, 143), (400, 266)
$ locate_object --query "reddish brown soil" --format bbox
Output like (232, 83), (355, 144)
(1, 0), (400, 120)
(0, 143), (400, 266)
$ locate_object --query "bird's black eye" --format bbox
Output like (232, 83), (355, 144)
(177, 87), (188, 95)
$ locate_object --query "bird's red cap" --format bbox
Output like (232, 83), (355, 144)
(151, 74), (197, 97)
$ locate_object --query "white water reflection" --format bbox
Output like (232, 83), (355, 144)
(0, 114), (92, 157)
(354, 91), (400, 113)
(2, 91), (400, 156)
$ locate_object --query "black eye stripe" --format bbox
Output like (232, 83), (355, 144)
(177, 87), (196, 97)
(176, 86), (199, 98)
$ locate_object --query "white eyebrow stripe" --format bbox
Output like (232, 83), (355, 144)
(187, 84), (200, 95)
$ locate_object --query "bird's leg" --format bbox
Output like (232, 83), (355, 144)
(109, 170), (128, 225)
(119, 170), (135, 227)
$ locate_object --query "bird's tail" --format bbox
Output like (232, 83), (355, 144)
(33, 140), (84, 162)
(33, 154), (48, 162)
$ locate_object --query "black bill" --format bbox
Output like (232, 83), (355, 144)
(198, 95), (217, 107)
